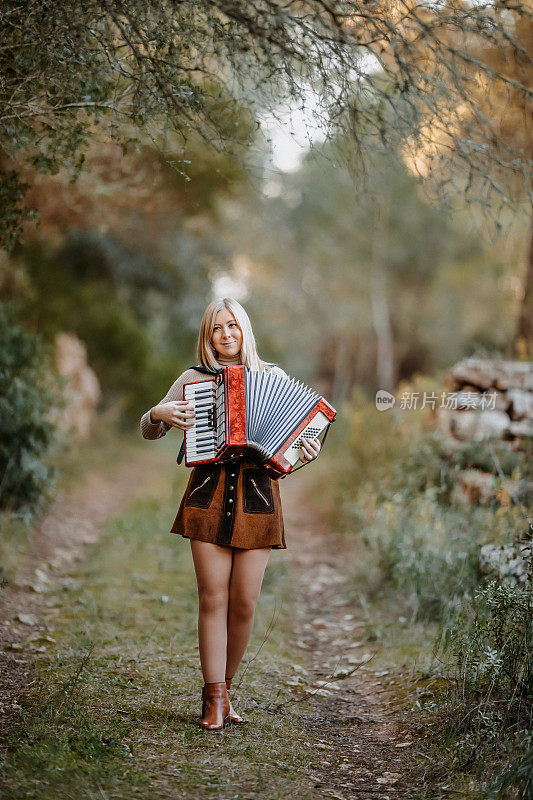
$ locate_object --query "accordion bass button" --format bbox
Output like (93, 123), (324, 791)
(226, 511), (231, 516)
(229, 498), (233, 503)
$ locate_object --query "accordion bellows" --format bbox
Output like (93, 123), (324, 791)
(183, 366), (336, 478)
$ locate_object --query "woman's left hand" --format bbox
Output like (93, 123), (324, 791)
(299, 436), (321, 462)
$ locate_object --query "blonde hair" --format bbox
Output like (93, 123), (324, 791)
(197, 297), (271, 372)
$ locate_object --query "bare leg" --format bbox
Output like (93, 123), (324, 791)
(225, 546), (272, 681)
(190, 539), (233, 683)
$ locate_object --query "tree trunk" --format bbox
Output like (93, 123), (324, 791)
(514, 222), (533, 359)
(371, 202), (395, 392)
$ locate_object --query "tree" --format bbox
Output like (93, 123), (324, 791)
(401, 10), (533, 355)
(218, 137), (511, 401)
(1, 0), (531, 248)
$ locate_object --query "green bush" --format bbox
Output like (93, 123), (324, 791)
(17, 236), (197, 427)
(334, 385), (531, 622)
(445, 577), (532, 702)
(420, 524), (533, 798)
(0, 301), (62, 521)
(489, 733), (533, 800)
(359, 492), (484, 620)
(450, 439), (532, 480)
(331, 384), (533, 795)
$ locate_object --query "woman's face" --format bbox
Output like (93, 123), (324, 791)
(211, 308), (243, 359)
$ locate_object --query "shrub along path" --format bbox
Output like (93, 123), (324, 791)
(0, 448), (435, 800)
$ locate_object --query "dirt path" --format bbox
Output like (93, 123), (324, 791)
(0, 447), (169, 723)
(279, 472), (425, 800)
(1, 453), (429, 798)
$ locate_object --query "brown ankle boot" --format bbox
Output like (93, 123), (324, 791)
(225, 678), (245, 724)
(199, 682), (230, 731)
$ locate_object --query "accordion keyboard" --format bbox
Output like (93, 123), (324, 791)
(184, 380), (218, 462)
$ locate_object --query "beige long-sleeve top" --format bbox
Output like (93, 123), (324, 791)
(140, 358), (289, 441)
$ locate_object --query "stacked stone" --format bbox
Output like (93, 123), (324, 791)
(436, 358), (533, 450)
(434, 358), (532, 510)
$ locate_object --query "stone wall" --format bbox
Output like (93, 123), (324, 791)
(54, 332), (101, 441)
(436, 358), (533, 451)
(435, 358), (532, 510)
(433, 359), (532, 585)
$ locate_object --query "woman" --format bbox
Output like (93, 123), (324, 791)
(140, 297), (321, 731)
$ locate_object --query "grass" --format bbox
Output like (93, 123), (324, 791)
(0, 420), (152, 585)
(0, 466), (335, 800)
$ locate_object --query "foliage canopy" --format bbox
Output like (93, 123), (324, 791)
(1, 0), (532, 247)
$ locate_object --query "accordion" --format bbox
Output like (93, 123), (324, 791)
(182, 366), (336, 478)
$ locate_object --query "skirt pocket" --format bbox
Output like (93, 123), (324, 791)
(184, 464), (221, 508)
(243, 467), (275, 514)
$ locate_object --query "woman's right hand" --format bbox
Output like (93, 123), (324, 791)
(150, 400), (196, 430)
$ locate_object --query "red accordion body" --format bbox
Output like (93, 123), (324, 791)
(182, 366), (336, 479)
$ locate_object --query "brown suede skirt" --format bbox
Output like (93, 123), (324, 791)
(170, 455), (286, 549)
